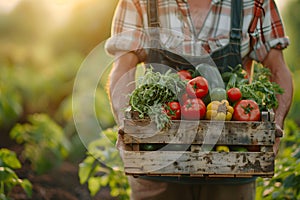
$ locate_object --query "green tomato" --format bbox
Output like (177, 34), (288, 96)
(210, 88), (227, 101)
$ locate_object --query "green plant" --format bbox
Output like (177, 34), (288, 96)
(79, 127), (130, 199)
(9, 114), (70, 174)
(0, 67), (23, 129)
(0, 148), (32, 200)
(256, 119), (300, 199)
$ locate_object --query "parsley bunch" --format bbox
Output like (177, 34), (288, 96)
(129, 67), (185, 129)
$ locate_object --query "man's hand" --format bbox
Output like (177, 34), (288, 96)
(273, 124), (283, 156)
(116, 128), (126, 160)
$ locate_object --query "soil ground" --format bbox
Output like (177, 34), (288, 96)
(2, 140), (118, 200)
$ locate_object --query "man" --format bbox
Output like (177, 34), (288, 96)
(106, 0), (293, 199)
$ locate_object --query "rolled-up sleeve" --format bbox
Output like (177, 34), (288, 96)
(249, 0), (290, 62)
(105, 0), (147, 62)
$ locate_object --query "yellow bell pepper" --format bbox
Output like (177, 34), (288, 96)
(206, 100), (234, 121)
(216, 145), (230, 152)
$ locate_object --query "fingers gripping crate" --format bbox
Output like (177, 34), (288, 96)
(122, 111), (276, 178)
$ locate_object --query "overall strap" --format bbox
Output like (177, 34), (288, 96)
(230, 0), (244, 42)
(147, 0), (161, 46)
(148, 0), (160, 27)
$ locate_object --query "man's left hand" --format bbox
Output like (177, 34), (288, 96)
(273, 124), (283, 156)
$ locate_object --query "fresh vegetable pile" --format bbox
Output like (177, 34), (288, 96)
(222, 63), (284, 111)
(129, 68), (186, 129)
(128, 63), (284, 130)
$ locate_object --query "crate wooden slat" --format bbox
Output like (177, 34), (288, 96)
(124, 119), (275, 145)
(123, 111), (276, 178)
(124, 151), (274, 177)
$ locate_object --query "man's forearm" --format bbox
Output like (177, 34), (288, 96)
(263, 49), (294, 128)
(108, 52), (139, 127)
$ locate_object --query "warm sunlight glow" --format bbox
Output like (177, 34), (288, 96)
(0, 0), (287, 16)
(275, 0), (289, 10)
(0, 0), (21, 13)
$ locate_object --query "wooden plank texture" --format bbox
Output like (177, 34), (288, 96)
(124, 119), (275, 145)
(123, 151), (274, 177)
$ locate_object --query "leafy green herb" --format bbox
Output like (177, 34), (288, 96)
(129, 67), (185, 129)
(239, 63), (284, 110)
(223, 64), (284, 111)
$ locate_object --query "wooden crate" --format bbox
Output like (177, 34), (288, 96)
(123, 112), (276, 178)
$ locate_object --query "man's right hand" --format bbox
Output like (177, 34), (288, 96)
(116, 128), (126, 160)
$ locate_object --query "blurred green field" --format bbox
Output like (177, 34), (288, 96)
(0, 0), (299, 199)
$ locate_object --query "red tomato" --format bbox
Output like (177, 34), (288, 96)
(165, 102), (181, 120)
(180, 93), (189, 104)
(233, 100), (261, 121)
(186, 76), (209, 99)
(177, 70), (192, 80)
(182, 98), (206, 120)
(227, 87), (242, 103)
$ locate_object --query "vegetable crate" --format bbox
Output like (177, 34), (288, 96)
(122, 111), (275, 178)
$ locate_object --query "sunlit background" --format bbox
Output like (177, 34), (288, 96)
(0, 0), (118, 120)
(0, 0), (300, 199)
(0, 0), (297, 118)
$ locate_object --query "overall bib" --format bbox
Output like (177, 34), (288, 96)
(146, 0), (243, 74)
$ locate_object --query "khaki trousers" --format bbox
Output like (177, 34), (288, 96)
(128, 176), (256, 200)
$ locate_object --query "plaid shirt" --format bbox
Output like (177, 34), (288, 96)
(105, 0), (289, 62)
